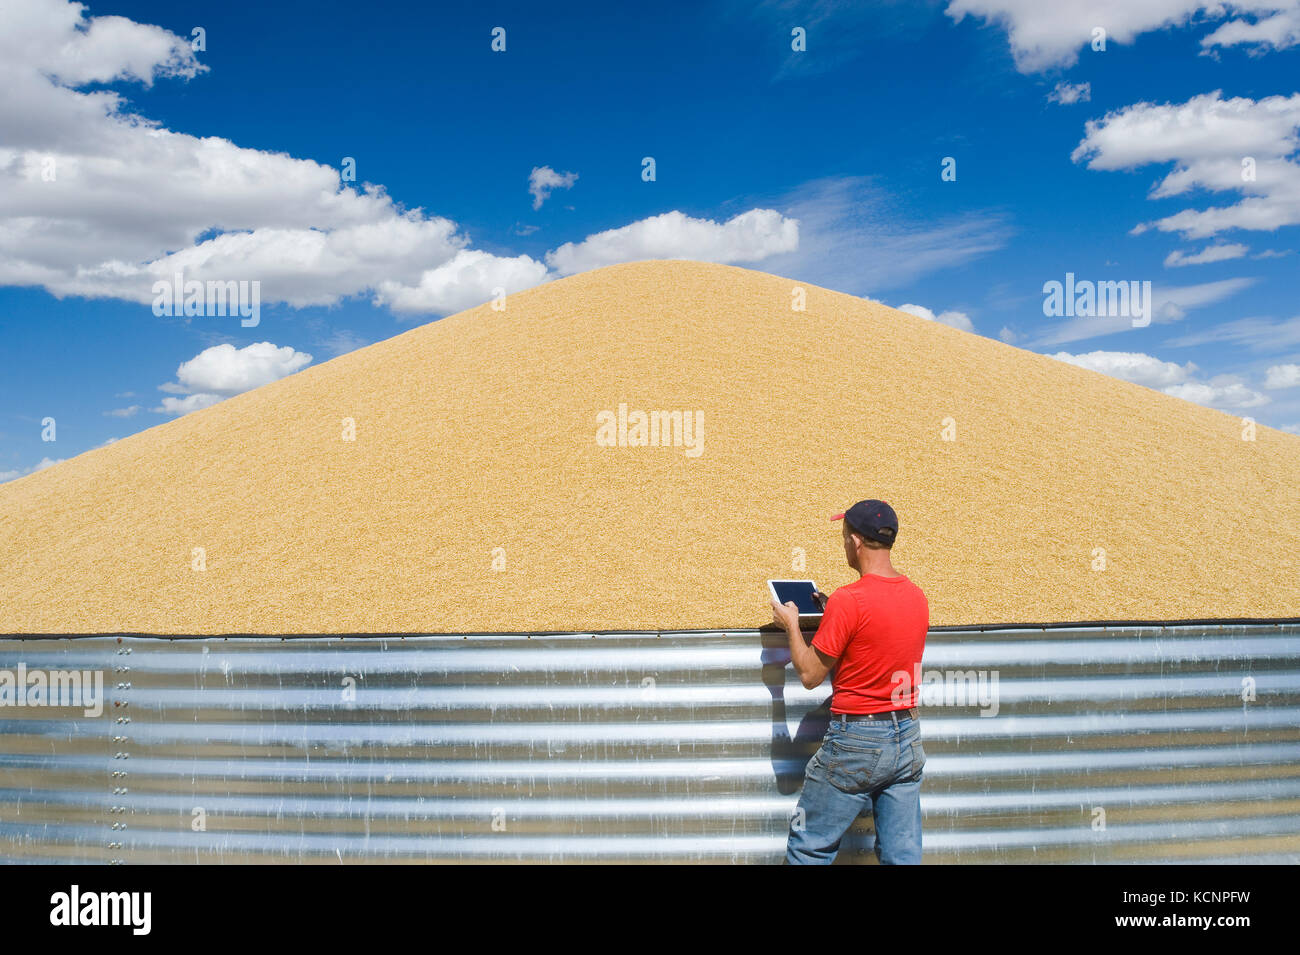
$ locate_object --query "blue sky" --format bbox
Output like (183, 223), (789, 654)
(4, 0), (1300, 479)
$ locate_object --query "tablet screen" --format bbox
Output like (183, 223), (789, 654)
(770, 580), (821, 615)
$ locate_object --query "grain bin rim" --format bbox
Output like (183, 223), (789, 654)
(3, 615), (1299, 640)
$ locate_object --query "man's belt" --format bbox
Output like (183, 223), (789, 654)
(834, 707), (918, 721)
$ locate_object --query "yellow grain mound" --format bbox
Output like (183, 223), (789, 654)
(2, 260), (1298, 633)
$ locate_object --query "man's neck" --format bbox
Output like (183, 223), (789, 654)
(858, 553), (900, 578)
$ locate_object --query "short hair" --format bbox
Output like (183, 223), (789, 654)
(843, 524), (892, 551)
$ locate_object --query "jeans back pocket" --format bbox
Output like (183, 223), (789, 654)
(823, 737), (885, 793)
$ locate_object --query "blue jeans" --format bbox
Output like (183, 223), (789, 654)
(785, 712), (925, 864)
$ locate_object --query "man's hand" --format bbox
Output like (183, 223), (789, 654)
(771, 599), (801, 631)
(774, 598), (836, 690)
(811, 589), (829, 611)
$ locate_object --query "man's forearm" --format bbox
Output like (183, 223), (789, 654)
(784, 620), (823, 688)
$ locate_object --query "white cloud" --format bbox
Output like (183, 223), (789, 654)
(0, 0), (554, 317)
(999, 326), (1018, 343)
(1074, 91), (1300, 172)
(528, 166), (578, 210)
(1163, 378), (1271, 408)
(1048, 81), (1091, 105)
(1264, 363), (1300, 388)
(176, 342), (312, 395)
(2, 0), (204, 89)
(1072, 91), (1300, 239)
(1164, 243), (1249, 266)
(898, 303), (975, 333)
(1049, 349), (1270, 409)
(544, 209), (799, 277)
(1202, 4), (1300, 50)
(946, 1), (1300, 72)
(154, 393), (223, 416)
(1049, 349), (1197, 388)
(2, 2), (1013, 322)
(375, 249), (549, 316)
(103, 405), (140, 418)
(152, 342), (312, 415)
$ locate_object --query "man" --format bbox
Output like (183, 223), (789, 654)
(771, 499), (929, 865)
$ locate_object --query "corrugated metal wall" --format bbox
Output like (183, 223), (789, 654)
(1, 623), (1298, 864)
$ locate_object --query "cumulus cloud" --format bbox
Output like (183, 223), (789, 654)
(154, 393), (223, 416)
(1048, 81), (1091, 105)
(1164, 243), (1249, 266)
(375, 249), (549, 316)
(0, 0), (204, 122)
(153, 342), (312, 415)
(176, 342), (312, 395)
(528, 166), (578, 210)
(946, 1), (1300, 72)
(1264, 363), (1300, 388)
(1163, 378), (1271, 408)
(545, 209), (799, 277)
(898, 303), (975, 333)
(0, 1), (828, 319)
(1202, 3), (1300, 50)
(1050, 349), (1270, 409)
(1050, 349), (1197, 388)
(103, 405), (140, 418)
(7, 1), (1023, 324)
(0, 0), (554, 317)
(1072, 91), (1300, 238)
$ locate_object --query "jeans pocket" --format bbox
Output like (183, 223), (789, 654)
(823, 738), (884, 793)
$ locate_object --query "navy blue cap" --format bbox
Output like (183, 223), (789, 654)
(831, 500), (898, 545)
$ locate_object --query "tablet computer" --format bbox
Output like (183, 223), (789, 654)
(767, 579), (823, 618)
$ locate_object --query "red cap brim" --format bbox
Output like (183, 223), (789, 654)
(830, 513), (845, 521)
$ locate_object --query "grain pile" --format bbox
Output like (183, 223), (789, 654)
(2, 260), (1298, 633)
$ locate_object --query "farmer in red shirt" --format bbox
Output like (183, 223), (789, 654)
(771, 499), (929, 864)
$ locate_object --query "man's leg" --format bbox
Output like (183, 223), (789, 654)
(785, 745), (871, 864)
(870, 752), (924, 864)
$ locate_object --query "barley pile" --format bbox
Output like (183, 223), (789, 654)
(2, 260), (1297, 633)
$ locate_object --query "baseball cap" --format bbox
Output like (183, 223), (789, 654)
(831, 499), (898, 545)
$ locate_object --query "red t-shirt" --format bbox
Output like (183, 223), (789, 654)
(811, 573), (928, 714)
